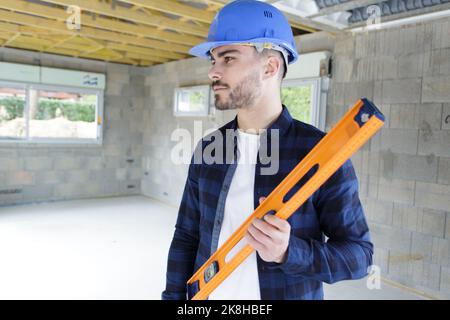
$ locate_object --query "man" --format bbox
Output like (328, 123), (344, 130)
(162, 0), (373, 300)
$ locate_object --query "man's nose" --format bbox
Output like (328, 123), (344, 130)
(208, 64), (222, 82)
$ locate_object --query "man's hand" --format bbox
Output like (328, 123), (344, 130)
(245, 196), (291, 264)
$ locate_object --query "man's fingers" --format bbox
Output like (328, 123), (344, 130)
(248, 222), (272, 245)
(264, 214), (291, 232)
(257, 196), (290, 233)
(245, 231), (267, 252)
(252, 218), (278, 237)
(251, 219), (286, 246)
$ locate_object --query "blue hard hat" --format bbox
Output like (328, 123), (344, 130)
(190, 0), (299, 64)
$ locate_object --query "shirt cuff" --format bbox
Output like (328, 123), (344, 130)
(264, 236), (312, 275)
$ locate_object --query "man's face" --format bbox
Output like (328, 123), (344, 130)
(208, 45), (263, 110)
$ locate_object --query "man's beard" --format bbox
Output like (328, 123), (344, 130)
(214, 72), (262, 110)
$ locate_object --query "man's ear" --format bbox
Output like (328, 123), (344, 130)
(263, 55), (281, 80)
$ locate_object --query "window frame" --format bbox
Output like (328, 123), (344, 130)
(0, 81), (104, 145)
(0, 80), (28, 141)
(281, 76), (328, 132)
(173, 85), (211, 117)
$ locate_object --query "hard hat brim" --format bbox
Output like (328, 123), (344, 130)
(190, 38), (298, 64)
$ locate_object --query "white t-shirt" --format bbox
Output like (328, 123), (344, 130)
(209, 129), (261, 300)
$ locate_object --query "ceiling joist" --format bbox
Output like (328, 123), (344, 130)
(120, 0), (216, 24)
(0, 0), (318, 67)
(0, 10), (193, 55)
(40, 0), (209, 37)
(0, 0), (203, 47)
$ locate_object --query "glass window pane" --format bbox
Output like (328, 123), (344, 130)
(281, 84), (313, 124)
(175, 86), (209, 115)
(188, 91), (207, 113)
(28, 89), (97, 139)
(0, 86), (26, 138)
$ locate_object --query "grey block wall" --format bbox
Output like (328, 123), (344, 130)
(329, 18), (450, 298)
(0, 48), (144, 206)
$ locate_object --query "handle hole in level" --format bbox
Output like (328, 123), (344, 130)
(282, 163), (319, 203)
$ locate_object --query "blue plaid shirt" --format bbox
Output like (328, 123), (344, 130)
(162, 105), (373, 300)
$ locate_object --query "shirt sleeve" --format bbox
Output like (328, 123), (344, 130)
(161, 153), (201, 300)
(270, 159), (374, 283)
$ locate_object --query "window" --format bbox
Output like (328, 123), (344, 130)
(281, 77), (328, 131)
(0, 83), (103, 144)
(174, 85), (210, 117)
(0, 84), (26, 139)
(281, 82), (312, 124)
(28, 87), (98, 140)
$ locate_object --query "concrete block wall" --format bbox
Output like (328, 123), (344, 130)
(0, 48), (144, 206)
(329, 18), (450, 298)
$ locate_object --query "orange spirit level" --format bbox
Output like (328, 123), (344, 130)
(187, 98), (385, 300)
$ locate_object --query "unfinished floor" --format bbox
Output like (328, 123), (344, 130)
(0, 196), (426, 300)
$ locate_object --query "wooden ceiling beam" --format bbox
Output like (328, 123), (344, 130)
(8, 34), (157, 65)
(6, 27), (188, 61)
(0, 0), (202, 47)
(119, 0), (215, 24)
(15, 34), (97, 53)
(0, 10), (194, 55)
(0, 32), (14, 41)
(100, 48), (125, 61)
(9, 35), (79, 54)
(80, 46), (105, 56)
(0, 21), (20, 34)
(105, 43), (186, 60)
(2, 32), (21, 47)
(0, 25), (175, 65)
(0, 37), (135, 64)
(45, 34), (77, 50)
(40, 0), (208, 37)
(124, 51), (170, 64)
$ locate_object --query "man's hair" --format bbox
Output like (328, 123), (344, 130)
(256, 48), (287, 83)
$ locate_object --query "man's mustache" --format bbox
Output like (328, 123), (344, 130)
(212, 81), (229, 88)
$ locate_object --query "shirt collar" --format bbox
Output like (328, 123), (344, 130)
(230, 105), (293, 137)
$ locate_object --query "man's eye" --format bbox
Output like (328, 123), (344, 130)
(224, 57), (234, 63)
(210, 60), (216, 65)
